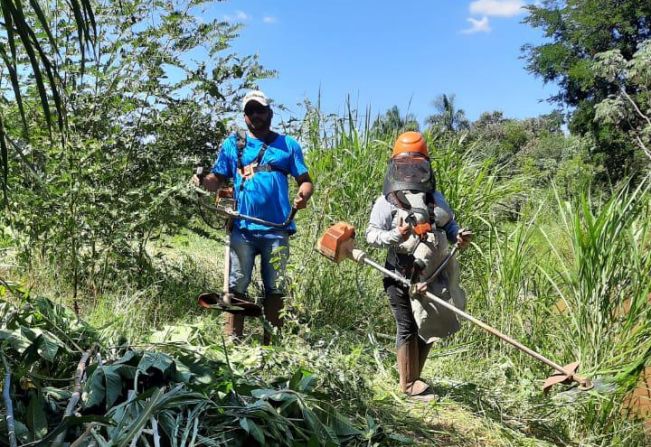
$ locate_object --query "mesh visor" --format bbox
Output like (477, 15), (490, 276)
(383, 156), (434, 195)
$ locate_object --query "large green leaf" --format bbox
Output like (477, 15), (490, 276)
(103, 365), (124, 408)
(85, 366), (107, 409)
(138, 351), (174, 375)
(329, 411), (361, 438)
(250, 388), (296, 402)
(297, 374), (317, 393)
(240, 417), (266, 445)
(0, 329), (31, 353)
(27, 0), (58, 55)
(36, 333), (61, 361)
(26, 391), (48, 440)
(289, 368), (315, 392)
(0, 47), (27, 135)
(86, 364), (129, 409)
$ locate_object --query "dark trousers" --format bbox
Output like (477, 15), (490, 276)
(383, 277), (419, 348)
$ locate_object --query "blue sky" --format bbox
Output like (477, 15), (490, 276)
(201, 0), (558, 126)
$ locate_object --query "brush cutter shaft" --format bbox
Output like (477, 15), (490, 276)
(423, 245), (458, 285)
(351, 249), (574, 378)
(200, 200), (297, 228)
(223, 227), (232, 304)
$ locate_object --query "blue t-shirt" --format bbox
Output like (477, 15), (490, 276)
(211, 132), (308, 234)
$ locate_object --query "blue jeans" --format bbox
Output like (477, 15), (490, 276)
(229, 228), (290, 296)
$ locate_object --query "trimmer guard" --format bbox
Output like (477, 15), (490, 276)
(197, 292), (263, 317)
(542, 361), (593, 392)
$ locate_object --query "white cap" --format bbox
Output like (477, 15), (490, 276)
(242, 90), (269, 110)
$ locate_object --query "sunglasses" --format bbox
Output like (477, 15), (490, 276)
(244, 103), (269, 116)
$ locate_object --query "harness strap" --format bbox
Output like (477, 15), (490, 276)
(249, 165), (279, 173)
(236, 131), (280, 192)
(235, 130), (247, 177)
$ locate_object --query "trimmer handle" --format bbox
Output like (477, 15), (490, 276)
(195, 166), (209, 179)
(284, 207), (299, 226)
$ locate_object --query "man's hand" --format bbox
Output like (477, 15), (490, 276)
(457, 228), (473, 249)
(192, 166), (207, 188)
(397, 223), (411, 241)
(192, 171), (225, 193)
(294, 173), (313, 210)
(293, 191), (308, 209)
(409, 282), (428, 297)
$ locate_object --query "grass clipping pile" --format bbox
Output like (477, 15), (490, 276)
(0, 295), (368, 446)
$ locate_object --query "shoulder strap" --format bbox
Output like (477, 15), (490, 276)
(235, 131), (285, 192)
(235, 130), (247, 170)
(426, 191), (436, 206)
(386, 191), (411, 210)
(254, 131), (278, 165)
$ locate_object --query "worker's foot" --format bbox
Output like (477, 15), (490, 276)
(405, 380), (438, 402)
(408, 389), (438, 402)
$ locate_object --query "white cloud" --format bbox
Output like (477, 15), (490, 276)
(469, 0), (525, 17)
(461, 16), (491, 34)
(223, 10), (251, 22)
(235, 10), (250, 20)
(263, 16), (277, 24)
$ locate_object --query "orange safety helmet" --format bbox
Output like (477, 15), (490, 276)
(392, 131), (429, 159)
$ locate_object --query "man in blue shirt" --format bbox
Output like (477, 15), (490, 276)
(194, 90), (314, 344)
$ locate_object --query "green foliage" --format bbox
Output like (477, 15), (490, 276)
(593, 40), (651, 163)
(425, 93), (469, 133)
(523, 0), (651, 180)
(540, 182), (651, 375)
(3, 96), (651, 444)
(0, 293), (382, 446)
(371, 105), (420, 136)
(2, 0), (272, 298)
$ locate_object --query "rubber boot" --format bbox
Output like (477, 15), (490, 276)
(224, 314), (244, 340)
(223, 292), (246, 340)
(262, 293), (284, 345)
(397, 338), (435, 401)
(417, 337), (433, 377)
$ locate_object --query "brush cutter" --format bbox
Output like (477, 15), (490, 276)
(316, 222), (593, 393)
(193, 181), (298, 316)
(193, 182), (298, 229)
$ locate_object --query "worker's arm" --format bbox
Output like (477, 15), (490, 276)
(365, 196), (406, 247)
(434, 191), (472, 249)
(293, 173), (313, 209)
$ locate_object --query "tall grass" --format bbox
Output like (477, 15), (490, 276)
(4, 97), (650, 445)
(539, 181), (651, 376)
(286, 104), (524, 338)
(286, 103), (651, 444)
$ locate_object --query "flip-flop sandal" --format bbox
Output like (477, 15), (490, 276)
(197, 292), (263, 317)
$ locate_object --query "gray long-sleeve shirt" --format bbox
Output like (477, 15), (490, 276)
(365, 191), (459, 268)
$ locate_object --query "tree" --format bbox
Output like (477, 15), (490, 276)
(522, 0), (651, 180)
(0, 0), (96, 204)
(425, 94), (469, 133)
(1, 0), (271, 299)
(467, 110), (566, 168)
(593, 40), (651, 162)
(371, 105), (419, 135)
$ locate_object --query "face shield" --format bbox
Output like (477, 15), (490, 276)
(382, 154), (435, 196)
